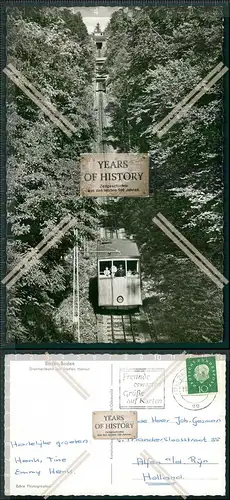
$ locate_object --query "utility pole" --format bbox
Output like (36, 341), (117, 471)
(72, 228), (80, 342)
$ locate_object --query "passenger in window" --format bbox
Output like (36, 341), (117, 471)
(115, 264), (125, 277)
(127, 269), (132, 276)
(132, 270), (139, 275)
(111, 264), (117, 277)
(104, 266), (110, 277)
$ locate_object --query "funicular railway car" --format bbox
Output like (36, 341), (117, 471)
(97, 239), (142, 309)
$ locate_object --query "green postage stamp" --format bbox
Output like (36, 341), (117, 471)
(186, 356), (218, 394)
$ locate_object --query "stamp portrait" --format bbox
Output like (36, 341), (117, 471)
(186, 356), (218, 395)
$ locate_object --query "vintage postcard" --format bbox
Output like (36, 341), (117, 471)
(4, 353), (226, 496)
(2, 5), (228, 344)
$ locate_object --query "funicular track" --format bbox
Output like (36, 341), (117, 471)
(96, 310), (157, 343)
(92, 28), (158, 344)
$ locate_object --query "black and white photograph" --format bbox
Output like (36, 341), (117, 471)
(3, 4), (228, 344)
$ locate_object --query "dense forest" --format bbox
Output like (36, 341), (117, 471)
(6, 7), (101, 342)
(6, 6), (225, 343)
(103, 6), (224, 342)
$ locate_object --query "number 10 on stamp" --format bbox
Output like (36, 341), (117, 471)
(186, 356), (218, 395)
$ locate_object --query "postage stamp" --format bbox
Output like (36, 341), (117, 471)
(92, 410), (137, 439)
(119, 368), (165, 409)
(172, 369), (216, 411)
(186, 356), (218, 394)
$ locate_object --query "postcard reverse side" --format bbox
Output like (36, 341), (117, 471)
(4, 353), (226, 496)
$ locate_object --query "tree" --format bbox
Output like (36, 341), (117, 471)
(103, 6), (224, 341)
(6, 6), (101, 342)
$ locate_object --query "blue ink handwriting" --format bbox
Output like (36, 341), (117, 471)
(10, 439), (88, 449)
(134, 456), (218, 468)
(14, 457), (67, 464)
(142, 472), (183, 483)
(137, 416), (221, 426)
(117, 435), (220, 443)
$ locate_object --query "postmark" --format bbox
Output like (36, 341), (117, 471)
(172, 369), (216, 411)
(92, 411), (137, 439)
(186, 356), (218, 394)
(119, 368), (165, 409)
